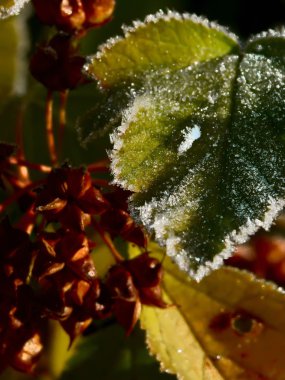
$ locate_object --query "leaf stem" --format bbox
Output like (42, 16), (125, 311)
(88, 159), (110, 173)
(92, 218), (123, 263)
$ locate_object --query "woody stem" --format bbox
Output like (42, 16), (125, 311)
(92, 218), (123, 263)
(45, 90), (58, 166)
(58, 90), (68, 159)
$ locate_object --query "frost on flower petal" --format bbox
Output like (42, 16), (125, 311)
(0, 0), (30, 19)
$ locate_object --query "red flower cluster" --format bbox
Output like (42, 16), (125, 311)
(1, 0), (167, 375)
(0, 219), (43, 373)
(0, 164), (166, 374)
(0, 142), (17, 190)
(225, 234), (285, 287)
(106, 253), (167, 334)
(30, 0), (115, 91)
(32, 0), (115, 33)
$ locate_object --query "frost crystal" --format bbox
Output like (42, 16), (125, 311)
(90, 10), (285, 280)
(0, 0), (29, 19)
(178, 125), (201, 155)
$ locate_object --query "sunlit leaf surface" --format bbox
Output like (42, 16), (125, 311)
(87, 12), (285, 279)
(138, 244), (285, 380)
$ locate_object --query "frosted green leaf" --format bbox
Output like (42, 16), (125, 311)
(78, 84), (137, 145)
(87, 13), (285, 280)
(0, 0), (29, 19)
(86, 10), (239, 87)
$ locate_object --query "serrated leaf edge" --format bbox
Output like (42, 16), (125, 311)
(246, 27), (285, 46)
(84, 9), (240, 81)
(137, 195), (285, 281)
(110, 94), (285, 280)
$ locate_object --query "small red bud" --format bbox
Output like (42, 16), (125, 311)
(32, 0), (115, 33)
(29, 34), (88, 91)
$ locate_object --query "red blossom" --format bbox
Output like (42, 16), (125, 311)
(0, 220), (44, 373)
(35, 165), (109, 231)
(30, 34), (88, 91)
(106, 253), (167, 334)
(32, 0), (115, 33)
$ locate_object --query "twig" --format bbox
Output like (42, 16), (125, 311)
(8, 156), (52, 173)
(92, 218), (123, 262)
(45, 90), (58, 166)
(58, 90), (68, 159)
(15, 104), (30, 182)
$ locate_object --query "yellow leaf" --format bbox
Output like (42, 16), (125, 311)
(137, 244), (285, 380)
(0, 14), (28, 106)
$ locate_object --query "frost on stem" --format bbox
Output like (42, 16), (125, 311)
(0, 154), (166, 373)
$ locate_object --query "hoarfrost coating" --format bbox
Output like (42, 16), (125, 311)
(178, 125), (201, 155)
(87, 11), (285, 279)
(0, 0), (30, 19)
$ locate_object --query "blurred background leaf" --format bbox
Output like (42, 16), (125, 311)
(59, 324), (175, 380)
(138, 243), (285, 380)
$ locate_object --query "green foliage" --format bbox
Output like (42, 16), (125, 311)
(87, 11), (285, 280)
(60, 325), (174, 380)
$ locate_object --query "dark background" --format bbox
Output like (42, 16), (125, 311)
(81, 0), (285, 53)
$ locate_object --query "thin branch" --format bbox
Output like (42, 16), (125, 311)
(58, 90), (68, 159)
(45, 90), (58, 166)
(8, 156), (52, 173)
(0, 179), (44, 214)
(92, 218), (123, 263)
(88, 159), (109, 173)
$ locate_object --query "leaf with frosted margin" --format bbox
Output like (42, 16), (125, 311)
(0, 0), (29, 19)
(87, 12), (285, 280)
(86, 10), (239, 86)
(0, 16), (28, 107)
(78, 85), (137, 145)
(136, 244), (285, 380)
